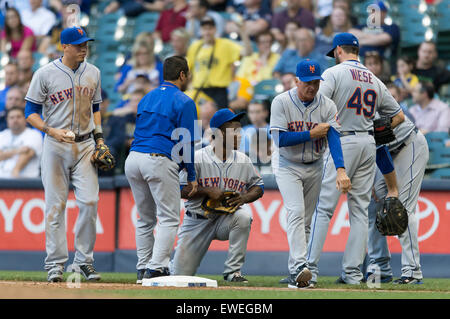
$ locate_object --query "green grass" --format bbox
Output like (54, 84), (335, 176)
(1, 271), (449, 299)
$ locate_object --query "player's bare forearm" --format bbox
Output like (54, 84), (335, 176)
(93, 111), (104, 145)
(390, 110), (405, 128)
(225, 185), (263, 207)
(383, 170), (399, 198)
(181, 185), (222, 200)
(27, 113), (74, 143)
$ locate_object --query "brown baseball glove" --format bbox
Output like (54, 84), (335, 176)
(91, 143), (115, 171)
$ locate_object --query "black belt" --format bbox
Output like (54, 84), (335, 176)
(150, 153), (168, 158)
(390, 127), (419, 156)
(340, 131), (374, 137)
(74, 132), (92, 142)
(303, 159), (319, 165)
(186, 211), (207, 220)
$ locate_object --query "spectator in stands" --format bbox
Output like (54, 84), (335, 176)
(0, 86), (27, 131)
(386, 82), (415, 124)
(115, 38), (163, 94)
(281, 72), (296, 91)
(17, 50), (35, 91)
(38, 0), (72, 59)
(364, 51), (390, 84)
(0, 63), (20, 113)
(391, 56), (419, 99)
(115, 74), (153, 109)
(104, 89), (147, 173)
(0, 7), (36, 58)
(349, 1), (400, 66)
(317, 0), (358, 31)
(281, 21), (300, 52)
(168, 28), (191, 58)
(413, 41), (450, 92)
(154, 0), (188, 44)
(186, 16), (247, 108)
(225, 0), (272, 40)
(315, 6), (352, 56)
(228, 76), (254, 116)
(21, 0), (57, 38)
(104, 0), (164, 17)
(100, 89), (110, 119)
(409, 82), (450, 134)
(271, 0), (315, 46)
(0, 107), (42, 178)
(236, 31), (280, 86)
(185, 0), (225, 39)
(199, 99), (218, 146)
(239, 99), (270, 154)
(273, 28), (327, 77)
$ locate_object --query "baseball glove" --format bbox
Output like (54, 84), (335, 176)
(373, 116), (396, 145)
(91, 143), (116, 171)
(201, 191), (240, 217)
(376, 197), (408, 236)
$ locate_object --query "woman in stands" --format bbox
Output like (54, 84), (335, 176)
(115, 34), (163, 94)
(0, 7), (36, 58)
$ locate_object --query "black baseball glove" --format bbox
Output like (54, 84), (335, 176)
(91, 143), (116, 171)
(201, 191), (240, 218)
(373, 116), (396, 145)
(376, 197), (408, 236)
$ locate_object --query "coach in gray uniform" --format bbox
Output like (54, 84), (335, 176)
(366, 115), (428, 284)
(25, 27), (103, 282)
(172, 109), (264, 282)
(270, 60), (351, 288)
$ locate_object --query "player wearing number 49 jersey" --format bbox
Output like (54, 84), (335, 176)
(306, 33), (405, 285)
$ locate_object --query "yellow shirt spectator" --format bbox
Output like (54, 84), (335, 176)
(237, 52), (280, 86)
(187, 38), (242, 89)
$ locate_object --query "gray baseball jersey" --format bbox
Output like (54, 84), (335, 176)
(270, 88), (340, 165)
(25, 58), (102, 272)
(306, 59), (403, 284)
(319, 60), (401, 131)
(172, 145), (263, 276)
(26, 59), (102, 136)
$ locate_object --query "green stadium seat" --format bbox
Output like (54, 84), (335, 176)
(425, 131), (449, 145)
(431, 168), (450, 179)
(253, 79), (283, 101)
(428, 147), (450, 166)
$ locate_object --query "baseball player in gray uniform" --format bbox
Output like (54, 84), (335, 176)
(366, 115), (428, 284)
(306, 33), (405, 285)
(172, 108), (264, 282)
(270, 60), (351, 288)
(25, 27), (105, 282)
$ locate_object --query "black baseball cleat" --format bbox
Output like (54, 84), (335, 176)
(47, 267), (64, 283)
(393, 277), (423, 285)
(279, 277), (289, 284)
(143, 267), (170, 279)
(136, 269), (146, 284)
(224, 271), (248, 283)
(76, 264), (101, 281)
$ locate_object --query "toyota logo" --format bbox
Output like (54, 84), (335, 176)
(416, 197), (440, 242)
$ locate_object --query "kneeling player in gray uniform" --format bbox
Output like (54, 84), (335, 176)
(270, 60), (351, 288)
(172, 109), (264, 282)
(366, 115), (429, 284)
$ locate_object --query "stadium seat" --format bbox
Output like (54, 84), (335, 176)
(428, 147), (450, 166)
(425, 132), (449, 145)
(133, 12), (160, 37)
(431, 168), (450, 179)
(253, 79), (283, 101)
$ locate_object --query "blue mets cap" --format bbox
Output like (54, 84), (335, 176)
(60, 27), (94, 45)
(326, 32), (359, 57)
(376, 1), (389, 12)
(296, 59), (324, 82)
(210, 108), (246, 129)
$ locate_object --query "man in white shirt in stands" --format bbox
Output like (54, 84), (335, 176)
(20, 0), (57, 37)
(0, 107), (43, 178)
